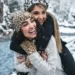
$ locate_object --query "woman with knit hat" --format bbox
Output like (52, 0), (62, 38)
(10, 0), (75, 75)
(10, 10), (66, 75)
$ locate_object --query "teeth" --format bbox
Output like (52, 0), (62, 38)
(38, 20), (43, 22)
(29, 28), (36, 33)
(30, 29), (35, 32)
(38, 21), (43, 24)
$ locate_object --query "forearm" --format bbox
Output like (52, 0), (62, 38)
(28, 51), (56, 75)
(14, 52), (32, 73)
(15, 62), (31, 72)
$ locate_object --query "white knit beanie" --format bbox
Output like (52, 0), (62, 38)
(11, 10), (32, 33)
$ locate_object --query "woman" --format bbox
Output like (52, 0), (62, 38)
(11, 10), (66, 75)
(26, 2), (75, 75)
(10, 1), (75, 75)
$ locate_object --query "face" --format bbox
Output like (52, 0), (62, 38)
(21, 17), (37, 40)
(31, 5), (47, 25)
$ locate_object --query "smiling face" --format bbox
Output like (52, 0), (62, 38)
(12, 11), (37, 40)
(30, 5), (47, 25)
(21, 17), (37, 40)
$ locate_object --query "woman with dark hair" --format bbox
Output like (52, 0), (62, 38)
(11, 10), (66, 75)
(10, 0), (75, 75)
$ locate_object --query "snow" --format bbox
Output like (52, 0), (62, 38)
(0, 41), (14, 75)
(60, 27), (75, 33)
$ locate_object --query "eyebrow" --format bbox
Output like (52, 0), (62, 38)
(22, 21), (27, 24)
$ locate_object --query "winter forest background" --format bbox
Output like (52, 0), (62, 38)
(0, 0), (75, 75)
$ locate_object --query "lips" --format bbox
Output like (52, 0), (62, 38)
(29, 29), (37, 35)
(38, 20), (44, 25)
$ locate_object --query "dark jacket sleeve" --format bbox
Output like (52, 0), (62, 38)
(59, 40), (75, 75)
(10, 40), (27, 55)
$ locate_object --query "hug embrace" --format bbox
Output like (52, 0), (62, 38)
(10, 0), (75, 75)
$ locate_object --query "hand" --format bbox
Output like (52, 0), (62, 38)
(20, 40), (36, 55)
(41, 51), (47, 60)
(17, 55), (32, 68)
(25, 57), (32, 68)
(17, 56), (25, 63)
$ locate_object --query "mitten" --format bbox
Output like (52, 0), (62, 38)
(20, 40), (36, 55)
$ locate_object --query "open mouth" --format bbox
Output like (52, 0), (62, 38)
(38, 20), (44, 25)
(29, 29), (37, 35)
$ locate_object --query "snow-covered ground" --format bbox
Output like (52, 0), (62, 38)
(0, 40), (14, 75)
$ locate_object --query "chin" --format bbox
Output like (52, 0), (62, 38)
(32, 35), (37, 39)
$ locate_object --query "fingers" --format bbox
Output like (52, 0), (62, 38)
(25, 58), (32, 68)
(17, 56), (25, 63)
(41, 51), (47, 60)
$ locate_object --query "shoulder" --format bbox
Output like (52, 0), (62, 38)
(47, 12), (56, 19)
(47, 35), (56, 48)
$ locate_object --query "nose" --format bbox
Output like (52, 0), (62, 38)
(39, 14), (43, 19)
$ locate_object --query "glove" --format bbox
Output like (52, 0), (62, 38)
(20, 40), (36, 55)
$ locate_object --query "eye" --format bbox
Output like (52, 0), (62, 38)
(33, 11), (39, 15)
(42, 11), (46, 14)
(22, 22), (28, 27)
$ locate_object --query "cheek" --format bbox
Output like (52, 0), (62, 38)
(33, 15), (39, 20)
(31, 14), (39, 20)
(21, 27), (28, 37)
(34, 22), (37, 27)
(43, 14), (46, 20)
